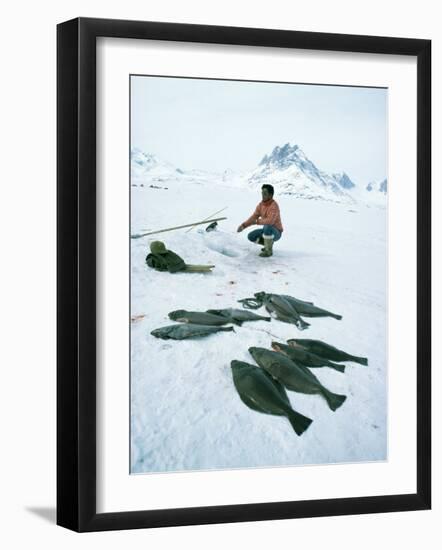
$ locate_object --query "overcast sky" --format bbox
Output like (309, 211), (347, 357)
(131, 75), (387, 186)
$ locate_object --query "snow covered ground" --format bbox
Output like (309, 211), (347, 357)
(130, 173), (387, 474)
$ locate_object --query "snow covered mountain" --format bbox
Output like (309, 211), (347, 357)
(332, 172), (356, 190)
(131, 144), (386, 205)
(131, 148), (223, 185)
(366, 178), (387, 194)
(246, 143), (356, 203)
(131, 148), (182, 181)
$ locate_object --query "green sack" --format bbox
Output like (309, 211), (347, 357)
(145, 250), (187, 273)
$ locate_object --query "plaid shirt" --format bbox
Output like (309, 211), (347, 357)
(242, 199), (283, 232)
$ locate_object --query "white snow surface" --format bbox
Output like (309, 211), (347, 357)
(130, 170), (387, 474)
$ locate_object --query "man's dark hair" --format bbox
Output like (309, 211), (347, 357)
(261, 184), (274, 197)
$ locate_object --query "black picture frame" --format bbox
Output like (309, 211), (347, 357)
(57, 17), (431, 532)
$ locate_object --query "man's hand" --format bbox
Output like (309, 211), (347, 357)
(237, 224), (244, 233)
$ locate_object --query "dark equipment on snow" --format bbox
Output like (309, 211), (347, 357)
(145, 241), (215, 273)
(205, 221), (218, 232)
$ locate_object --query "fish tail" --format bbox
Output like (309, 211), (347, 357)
(287, 409), (313, 436)
(323, 389), (347, 411)
(223, 326), (235, 332)
(329, 362), (346, 373)
(263, 317), (271, 322)
(298, 319), (310, 331)
(353, 356), (368, 366)
(332, 314), (343, 320)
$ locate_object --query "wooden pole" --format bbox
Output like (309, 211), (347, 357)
(185, 206), (228, 233)
(131, 217), (227, 239)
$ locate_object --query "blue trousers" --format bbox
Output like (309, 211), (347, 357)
(247, 225), (282, 243)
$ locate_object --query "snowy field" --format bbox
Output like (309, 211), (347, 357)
(130, 175), (387, 474)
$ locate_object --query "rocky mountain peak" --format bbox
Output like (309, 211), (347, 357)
(259, 143), (301, 167)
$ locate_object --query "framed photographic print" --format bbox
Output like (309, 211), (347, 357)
(57, 17), (431, 532)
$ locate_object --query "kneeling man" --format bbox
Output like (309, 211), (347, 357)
(237, 184), (283, 257)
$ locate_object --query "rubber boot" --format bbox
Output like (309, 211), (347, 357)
(259, 235), (274, 257)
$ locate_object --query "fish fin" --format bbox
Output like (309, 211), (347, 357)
(323, 390), (347, 411)
(287, 410), (313, 435)
(239, 395), (268, 414)
(206, 309), (224, 316)
(329, 363), (346, 373)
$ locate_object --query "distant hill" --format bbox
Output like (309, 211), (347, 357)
(246, 143), (356, 203)
(131, 144), (386, 205)
(366, 178), (388, 194)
